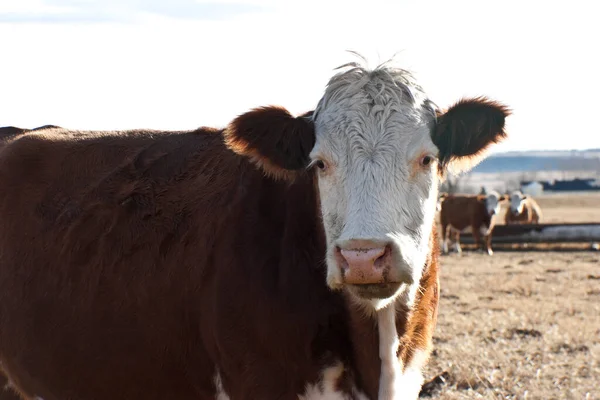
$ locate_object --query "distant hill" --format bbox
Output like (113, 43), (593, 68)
(472, 149), (600, 174)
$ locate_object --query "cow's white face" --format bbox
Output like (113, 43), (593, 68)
(484, 191), (503, 217)
(509, 191), (526, 214)
(309, 68), (440, 309)
(224, 60), (510, 311)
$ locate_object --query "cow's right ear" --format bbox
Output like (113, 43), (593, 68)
(223, 106), (315, 180)
(432, 97), (511, 174)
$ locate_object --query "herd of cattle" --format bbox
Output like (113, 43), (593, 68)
(435, 189), (543, 256)
(0, 62), (512, 399)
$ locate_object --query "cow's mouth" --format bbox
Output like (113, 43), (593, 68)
(346, 283), (403, 299)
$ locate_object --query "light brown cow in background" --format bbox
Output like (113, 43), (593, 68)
(505, 190), (542, 224)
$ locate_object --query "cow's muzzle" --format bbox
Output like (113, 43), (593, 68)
(333, 239), (412, 299)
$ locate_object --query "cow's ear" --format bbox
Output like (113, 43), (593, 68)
(432, 97), (511, 174)
(500, 194), (509, 201)
(224, 106), (315, 180)
(522, 194), (529, 199)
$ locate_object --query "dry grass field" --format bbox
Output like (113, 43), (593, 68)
(422, 192), (600, 399)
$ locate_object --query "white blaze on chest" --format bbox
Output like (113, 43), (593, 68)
(376, 304), (426, 400)
(376, 304), (402, 399)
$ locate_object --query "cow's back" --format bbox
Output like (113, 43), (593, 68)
(0, 127), (246, 399)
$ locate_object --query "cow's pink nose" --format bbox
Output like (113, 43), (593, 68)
(337, 246), (391, 284)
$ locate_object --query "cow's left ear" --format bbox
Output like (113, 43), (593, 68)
(432, 97), (511, 173)
(224, 106), (315, 180)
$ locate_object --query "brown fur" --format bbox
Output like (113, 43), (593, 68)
(505, 196), (542, 224)
(223, 106), (314, 180)
(0, 96), (507, 399)
(439, 194), (506, 254)
(0, 125), (63, 150)
(0, 369), (23, 400)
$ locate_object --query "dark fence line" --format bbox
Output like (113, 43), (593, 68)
(458, 223), (600, 244)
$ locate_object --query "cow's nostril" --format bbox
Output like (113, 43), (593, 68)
(373, 245), (391, 269)
(339, 247), (386, 270)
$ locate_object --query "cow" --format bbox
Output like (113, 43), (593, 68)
(439, 191), (508, 256)
(0, 61), (509, 400)
(505, 190), (542, 224)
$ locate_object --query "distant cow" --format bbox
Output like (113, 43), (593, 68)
(505, 190), (542, 224)
(0, 62), (509, 400)
(439, 191), (508, 256)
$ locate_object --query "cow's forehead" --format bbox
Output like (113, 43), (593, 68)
(486, 191), (501, 202)
(312, 63), (437, 138)
(510, 191), (524, 200)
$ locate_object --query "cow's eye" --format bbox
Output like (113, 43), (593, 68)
(420, 155), (434, 167)
(314, 160), (327, 171)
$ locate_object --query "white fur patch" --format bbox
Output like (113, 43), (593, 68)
(394, 349), (428, 400)
(485, 191), (503, 216)
(376, 304), (403, 399)
(214, 371), (230, 400)
(299, 361), (368, 400)
(376, 304), (427, 400)
(509, 190), (526, 214)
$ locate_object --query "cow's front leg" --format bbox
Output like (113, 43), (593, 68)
(442, 224), (450, 254)
(484, 233), (493, 256)
(453, 230), (462, 254)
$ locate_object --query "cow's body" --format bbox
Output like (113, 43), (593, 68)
(0, 61), (509, 400)
(439, 193), (506, 256)
(505, 190), (542, 224)
(0, 125), (437, 400)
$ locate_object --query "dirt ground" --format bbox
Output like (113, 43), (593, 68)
(421, 192), (600, 399)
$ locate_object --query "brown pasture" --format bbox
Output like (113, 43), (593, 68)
(422, 192), (600, 399)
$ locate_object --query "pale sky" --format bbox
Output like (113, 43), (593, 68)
(1, 0), (598, 153)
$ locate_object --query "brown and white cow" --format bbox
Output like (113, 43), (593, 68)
(0, 62), (509, 400)
(439, 191), (508, 256)
(505, 190), (542, 224)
